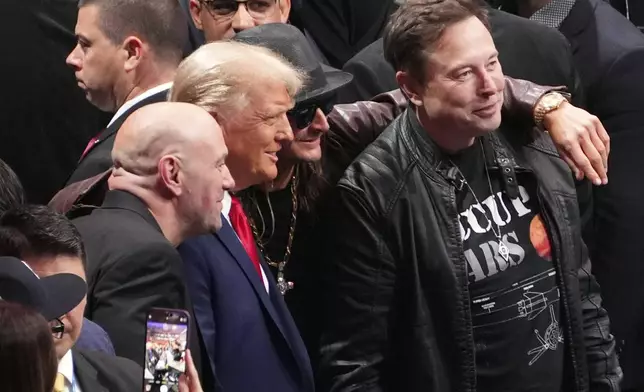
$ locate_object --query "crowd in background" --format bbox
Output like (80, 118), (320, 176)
(0, 0), (643, 391)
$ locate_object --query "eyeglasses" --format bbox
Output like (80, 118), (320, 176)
(49, 318), (65, 339)
(288, 100), (334, 129)
(201, 0), (279, 21)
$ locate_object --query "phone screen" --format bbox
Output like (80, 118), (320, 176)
(143, 308), (189, 392)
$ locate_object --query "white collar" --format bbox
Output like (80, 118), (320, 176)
(58, 350), (75, 386)
(222, 191), (232, 223)
(107, 82), (173, 127)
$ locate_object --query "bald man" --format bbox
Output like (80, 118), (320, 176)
(72, 102), (234, 372)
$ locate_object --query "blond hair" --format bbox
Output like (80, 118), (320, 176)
(169, 41), (306, 117)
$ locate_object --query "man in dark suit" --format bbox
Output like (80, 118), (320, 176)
(172, 42), (315, 392)
(500, 0), (644, 388)
(71, 102), (234, 382)
(61, 0), (187, 186)
(0, 207), (142, 392)
(0, 0), (109, 204)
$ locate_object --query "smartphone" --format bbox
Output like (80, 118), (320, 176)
(143, 308), (190, 392)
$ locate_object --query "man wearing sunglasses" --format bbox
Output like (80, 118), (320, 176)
(188, 0), (291, 43)
(230, 25), (351, 370)
(0, 206), (142, 392)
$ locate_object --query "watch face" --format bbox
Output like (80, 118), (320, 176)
(544, 94), (565, 110)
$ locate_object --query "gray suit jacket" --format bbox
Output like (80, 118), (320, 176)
(74, 349), (142, 392)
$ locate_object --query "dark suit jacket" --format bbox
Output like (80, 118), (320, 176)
(0, 0), (110, 204)
(559, 0), (644, 387)
(290, 0), (397, 68)
(338, 8), (584, 106)
(72, 190), (207, 384)
(74, 348), (142, 392)
(65, 89), (169, 185)
(177, 217), (315, 392)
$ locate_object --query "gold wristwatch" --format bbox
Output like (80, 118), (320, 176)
(534, 92), (568, 127)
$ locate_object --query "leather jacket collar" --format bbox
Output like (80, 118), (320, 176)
(400, 107), (524, 199)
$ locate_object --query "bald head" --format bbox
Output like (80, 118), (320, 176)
(109, 101), (235, 242)
(112, 102), (219, 176)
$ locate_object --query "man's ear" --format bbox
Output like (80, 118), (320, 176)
(279, 0), (292, 23)
(189, 0), (205, 30)
(158, 156), (183, 197)
(396, 70), (424, 107)
(122, 36), (144, 72)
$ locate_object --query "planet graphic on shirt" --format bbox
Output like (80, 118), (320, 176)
(530, 215), (552, 261)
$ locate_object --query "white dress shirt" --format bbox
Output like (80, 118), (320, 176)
(58, 350), (82, 392)
(222, 192), (270, 293)
(106, 82), (173, 128)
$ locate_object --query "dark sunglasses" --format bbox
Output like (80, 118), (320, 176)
(50, 318), (65, 339)
(287, 100), (334, 129)
(201, 0), (278, 19)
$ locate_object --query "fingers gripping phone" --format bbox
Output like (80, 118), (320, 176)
(143, 308), (190, 392)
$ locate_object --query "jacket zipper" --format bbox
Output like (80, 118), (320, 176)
(536, 187), (581, 391)
(447, 183), (477, 392)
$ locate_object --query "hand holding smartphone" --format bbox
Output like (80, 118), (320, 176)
(178, 350), (203, 392)
(143, 308), (190, 392)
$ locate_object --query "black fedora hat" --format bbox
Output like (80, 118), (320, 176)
(233, 23), (353, 105)
(0, 256), (87, 321)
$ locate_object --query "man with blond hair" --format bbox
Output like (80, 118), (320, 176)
(170, 41), (315, 392)
(71, 101), (234, 385)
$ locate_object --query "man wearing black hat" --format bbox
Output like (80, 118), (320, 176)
(0, 206), (142, 392)
(229, 24), (353, 369)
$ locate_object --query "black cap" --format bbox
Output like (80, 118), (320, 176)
(0, 256), (87, 321)
(233, 23), (353, 105)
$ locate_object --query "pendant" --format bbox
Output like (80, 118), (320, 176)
(498, 240), (510, 262)
(276, 272), (294, 295)
(276, 265), (294, 296)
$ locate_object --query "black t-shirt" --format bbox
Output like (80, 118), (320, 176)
(243, 184), (325, 366)
(450, 142), (564, 392)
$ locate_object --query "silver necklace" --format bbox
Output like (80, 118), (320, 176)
(449, 141), (510, 262)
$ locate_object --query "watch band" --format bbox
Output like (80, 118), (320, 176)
(534, 92), (568, 127)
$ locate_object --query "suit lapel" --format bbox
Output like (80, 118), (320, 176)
(73, 350), (108, 392)
(213, 218), (313, 388)
(81, 89), (169, 161)
(216, 219), (295, 345)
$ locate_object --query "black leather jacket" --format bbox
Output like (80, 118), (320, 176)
(318, 108), (621, 392)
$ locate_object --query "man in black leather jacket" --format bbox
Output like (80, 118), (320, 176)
(318, 1), (621, 391)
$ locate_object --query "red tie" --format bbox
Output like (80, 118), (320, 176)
(229, 196), (263, 277)
(79, 133), (101, 161)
